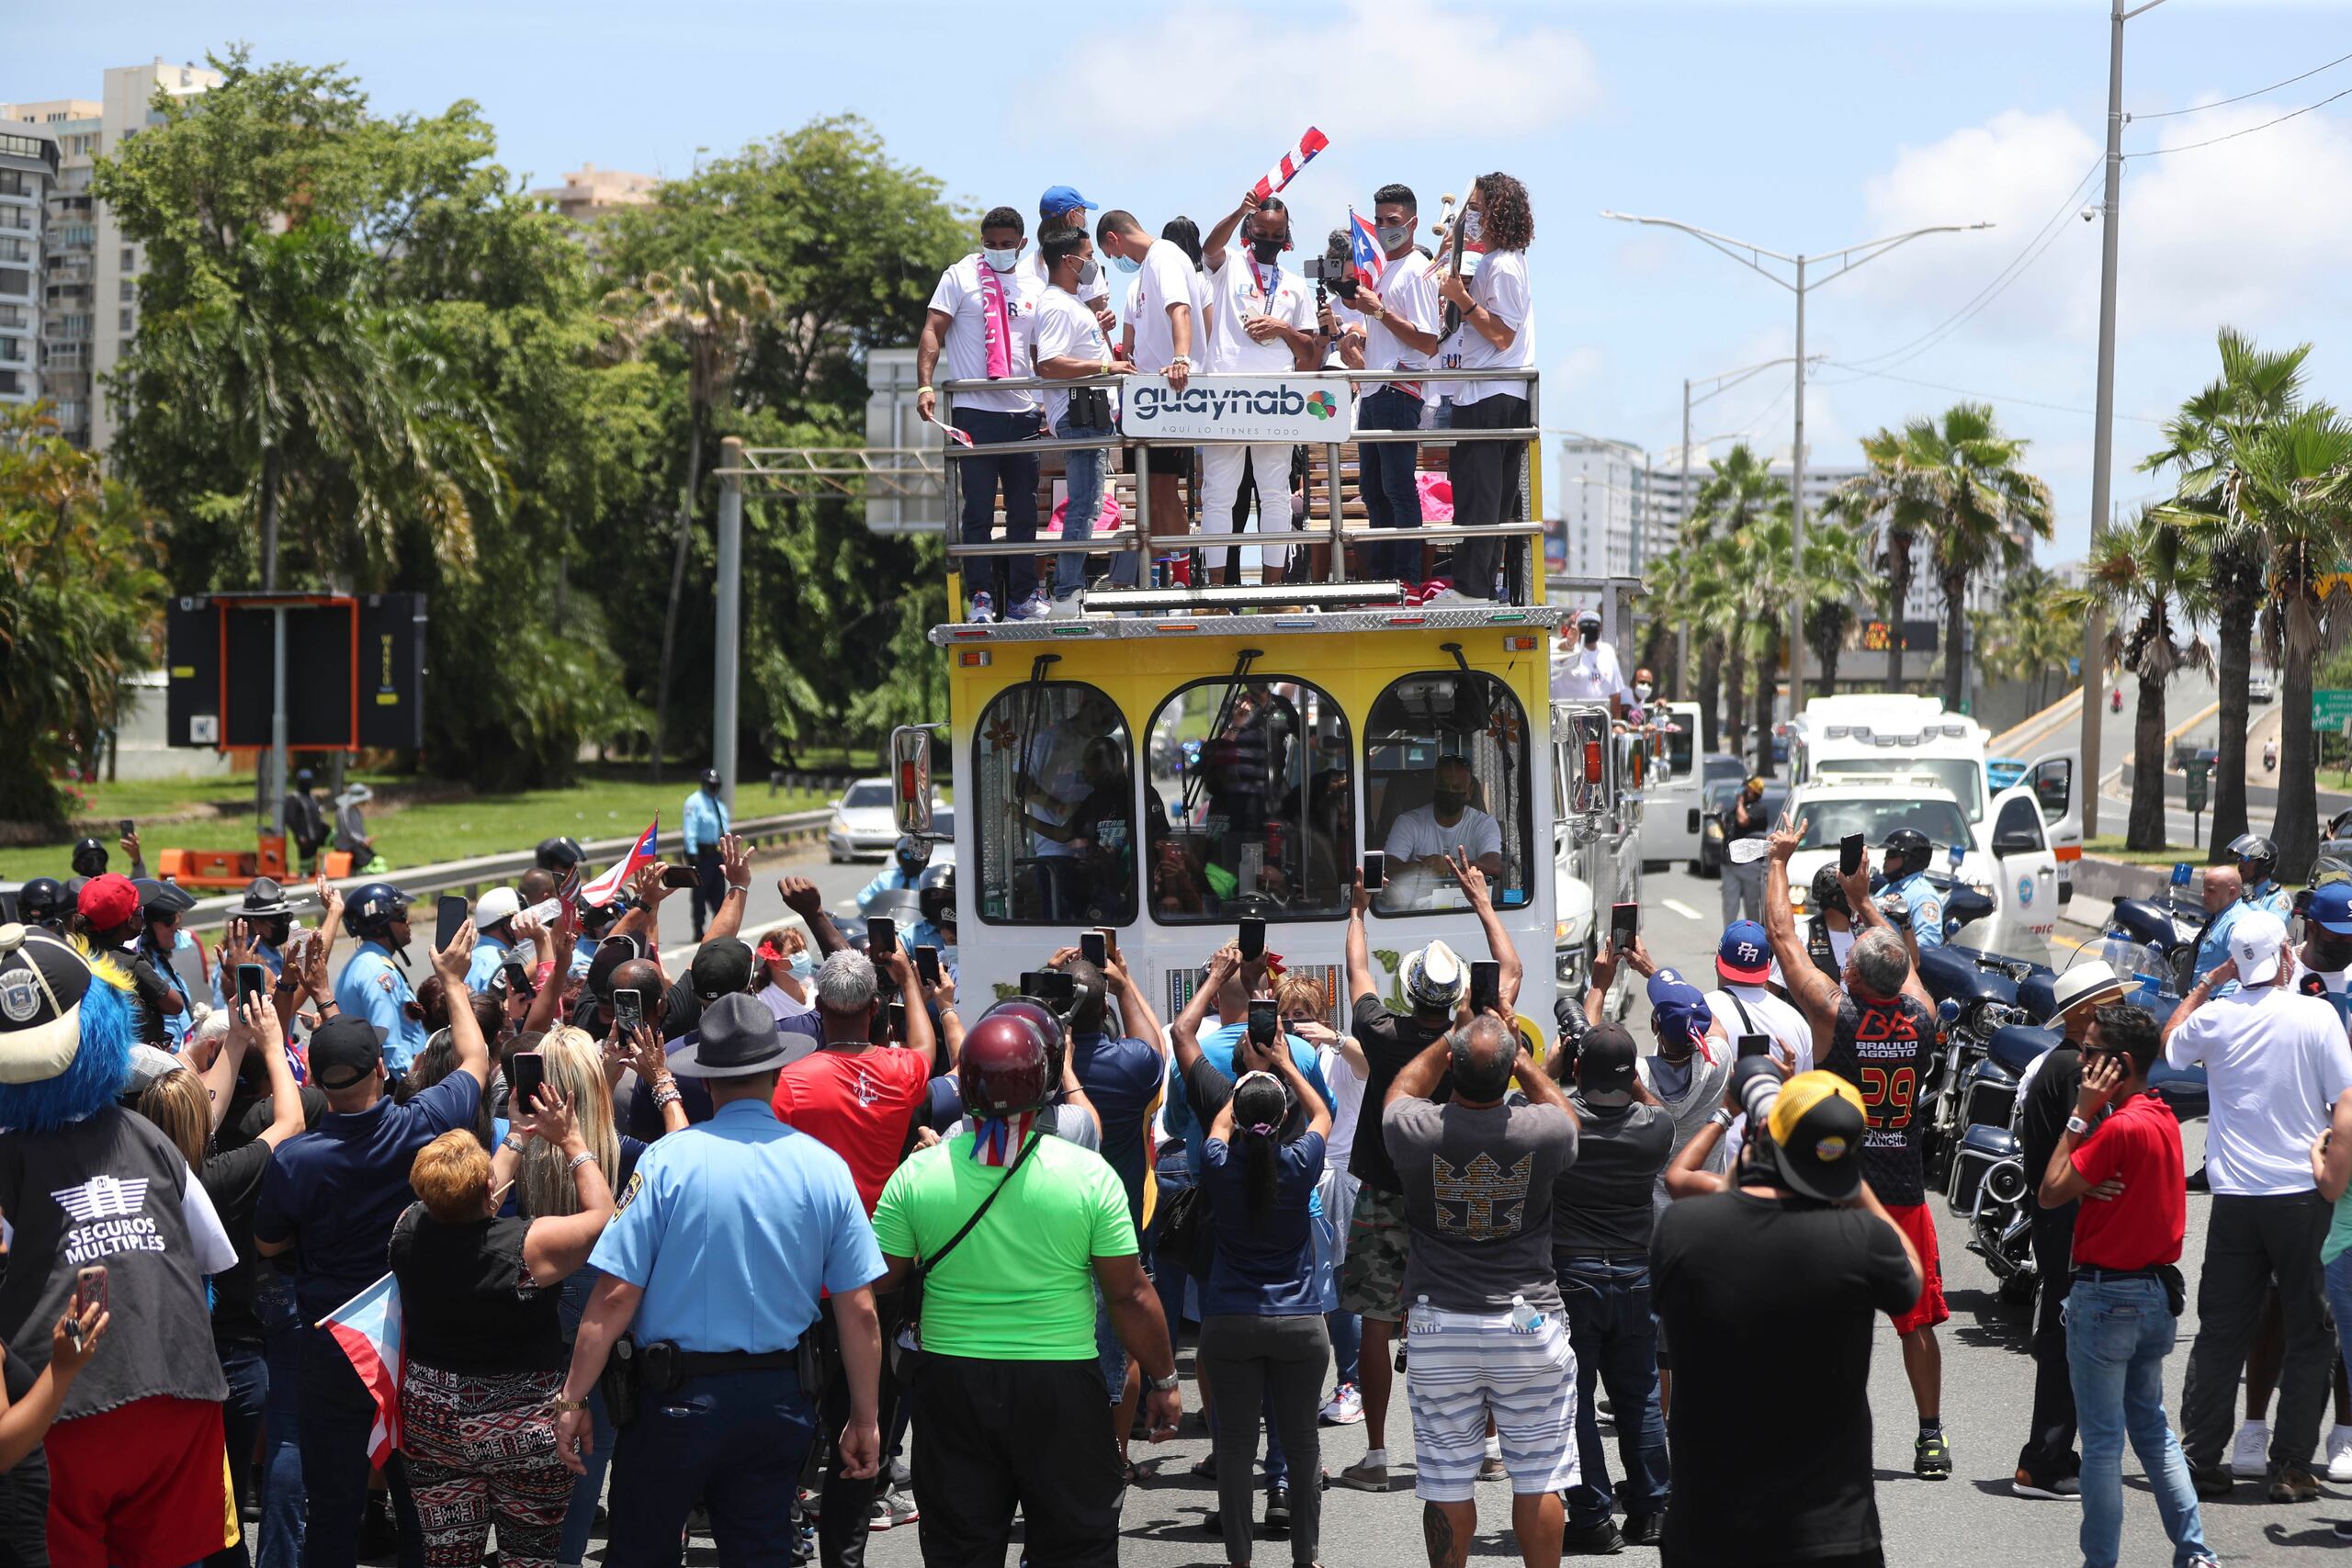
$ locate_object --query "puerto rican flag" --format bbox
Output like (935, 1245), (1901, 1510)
(1348, 209), (1387, 289)
(322, 1272), (403, 1465)
(580, 818), (659, 908)
(1250, 127), (1329, 202)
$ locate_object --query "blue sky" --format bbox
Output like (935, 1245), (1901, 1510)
(17, 1), (2352, 561)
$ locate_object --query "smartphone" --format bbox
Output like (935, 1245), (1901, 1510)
(435, 893), (469, 953)
(1362, 852), (1385, 893)
(1246, 998), (1279, 1046)
(503, 960), (537, 1001)
(869, 1000), (891, 1044)
(1610, 901), (1638, 946)
(662, 864), (701, 890)
(1035, 970), (1077, 1006)
(1470, 960), (1501, 1016)
(70, 1265), (107, 1348)
(867, 917), (898, 957)
(119, 818), (135, 839)
(613, 987), (644, 1034)
(507, 1050), (546, 1114)
(1736, 1032), (1775, 1059)
(1840, 832), (1866, 878)
(1238, 916), (1266, 963)
(236, 964), (268, 1009)
(915, 945), (943, 987)
(888, 1000), (908, 1043)
(1080, 930), (1108, 968)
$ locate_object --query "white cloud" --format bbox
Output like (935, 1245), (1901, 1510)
(1047, 1), (1599, 145)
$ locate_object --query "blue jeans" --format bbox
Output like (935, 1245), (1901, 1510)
(1357, 386), (1424, 583)
(556, 1270), (617, 1566)
(1557, 1254), (1669, 1527)
(1327, 1307), (1362, 1388)
(608, 1367), (814, 1568)
(256, 1276), (305, 1568)
(209, 1340), (268, 1568)
(2066, 1273), (2211, 1568)
(954, 405), (1045, 607)
(1055, 414), (1132, 599)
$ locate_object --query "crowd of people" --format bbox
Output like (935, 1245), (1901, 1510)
(0, 780), (2345, 1568)
(916, 175), (1537, 621)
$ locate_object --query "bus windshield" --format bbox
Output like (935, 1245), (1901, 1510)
(1812, 757), (1986, 822)
(1366, 671), (1533, 915)
(970, 681), (1138, 926)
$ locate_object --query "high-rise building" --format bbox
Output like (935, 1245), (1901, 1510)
(2, 59), (223, 449)
(0, 120), (60, 416)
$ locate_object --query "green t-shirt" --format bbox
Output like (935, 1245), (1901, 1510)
(2326, 1186), (2352, 1268)
(872, 1131), (1136, 1360)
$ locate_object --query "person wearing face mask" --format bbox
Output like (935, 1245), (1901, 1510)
(1719, 776), (1771, 924)
(1629, 666), (1657, 724)
(1328, 183), (1443, 589)
(754, 926), (824, 1061)
(1381, 757), (1505, 911)
(1551, 608), (1633, 719)
(1029, 185), (1114, 333)
(1430, 173), (1536, 605)
(1197, 191), (1322, 584)
(918, 206), (1049, 621)
(1032, 224), (1137, 615)
(1097, 208), (1199, 571)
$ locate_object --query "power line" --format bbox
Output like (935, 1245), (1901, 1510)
(2133, 82), (2352, 154)
(2132, 47), (2352, 119)
(1817, 361), (2166, 424)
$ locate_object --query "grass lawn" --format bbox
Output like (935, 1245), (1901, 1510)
(2084, 835), (2212, 869)
(0, 772), (843, 882)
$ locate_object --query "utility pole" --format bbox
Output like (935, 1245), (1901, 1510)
(712, 437), (745, 818)
(1792, 256), (1807, 701)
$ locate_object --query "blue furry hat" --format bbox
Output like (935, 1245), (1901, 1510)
(0, 938), (132, 1134)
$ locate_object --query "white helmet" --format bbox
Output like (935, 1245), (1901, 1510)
(472, 886), (523, 930)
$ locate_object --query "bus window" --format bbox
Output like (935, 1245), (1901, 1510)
(1145, 677), (1352, 923)
(970, 682), (1137, 926)
(1366, 671), (1532, 915)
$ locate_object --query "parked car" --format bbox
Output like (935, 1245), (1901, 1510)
(1695, 778), (1787, 878)
(827, 777), (944, 862)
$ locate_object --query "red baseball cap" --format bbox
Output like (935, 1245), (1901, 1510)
(76, 873), (139, 931)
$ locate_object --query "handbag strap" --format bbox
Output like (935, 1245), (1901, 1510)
(914, 1130), (1040, 1290)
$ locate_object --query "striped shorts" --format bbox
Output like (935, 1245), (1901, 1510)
(1403, 1301), (1579, 1502)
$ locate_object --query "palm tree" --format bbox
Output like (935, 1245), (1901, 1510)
(2228, 405), (2352, 878)
(2062, 512), (2213, 852)
(1969, 564), (2080, 711)
(2143, 328), (2312, 860)
(1723, 510), (1797, 777)
(1681, 445), (1787, 753)
(601, 262), (778, 780)
(1824, 428), (1939, 690)
(1800, 514), (1875, 696)
(1872, 403), (2053, 713)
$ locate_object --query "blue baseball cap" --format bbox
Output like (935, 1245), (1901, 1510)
(1039, 185), (1099, 219)
(2309, 882), (2352, 936)
(1717, 921), (1771, 984)
(1646, 974), (1713, 1048)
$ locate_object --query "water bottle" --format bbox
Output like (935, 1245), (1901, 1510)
(1509, 1293), (1541, 1333)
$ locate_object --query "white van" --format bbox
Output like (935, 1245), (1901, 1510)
(1782, 780), (2060, 960)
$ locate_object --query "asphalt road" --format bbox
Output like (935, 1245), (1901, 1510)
(634, 851), (2338, 1567)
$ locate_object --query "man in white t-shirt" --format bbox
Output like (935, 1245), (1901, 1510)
(1197, 192), (1321, 583)
(1702, 919), (1813, 1073)
(1329, 184), (1443, 587)
(1381, 755), (1505, 910)
(1550, 609), (1633, 716)
(1029, 185), (1114, 332)
(1032, 226), (1136, 612)
(2159, 909), (2352, 1496)
(1431, 174), (1536, 605)
(919, 206), (1047, 619)
(1096, 209), (1198, 564)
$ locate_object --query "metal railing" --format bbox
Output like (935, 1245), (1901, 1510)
(935, 366), (1543, 604)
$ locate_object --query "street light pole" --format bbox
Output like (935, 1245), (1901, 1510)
(1602, 210), (1991, 707)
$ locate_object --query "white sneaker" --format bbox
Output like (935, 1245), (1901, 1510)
(2231, 1418), (2269, 1478)
(868, 1488), (919, 1531)
(2326, 1423), (2352, 1483)
(1318, 1382), (1363, 1425)
(1420, 587), (1478, 609)
(1006, 591), (1052, 622)
(1044, 592), (1082, 620)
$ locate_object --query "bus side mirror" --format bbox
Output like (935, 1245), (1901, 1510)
(1562, 709), (1611, 828)
(890, 725), (937, 835)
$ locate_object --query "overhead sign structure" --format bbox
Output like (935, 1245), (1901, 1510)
(1119, 374), (1355, 444)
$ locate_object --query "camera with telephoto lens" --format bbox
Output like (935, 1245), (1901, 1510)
(1303, 230), (1358, 303)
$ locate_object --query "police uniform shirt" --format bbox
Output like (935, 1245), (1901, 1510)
(1888, 872), (1946, 952)
(334, 940), (428, 1073)
(209, 938), (285, 1010)
(682, 788), (731, 859)
(1552, 638), (1631, 704)
(2245, 881), (2294, 921)
(464, 932), (514, 995)
(590, 1098), (884, 1354)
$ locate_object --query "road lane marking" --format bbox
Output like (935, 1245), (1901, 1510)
(1660, 899), (1703, 920)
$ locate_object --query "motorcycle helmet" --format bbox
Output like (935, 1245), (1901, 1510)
(138, 878), (197, 924)
(69, 837), (108, 878)
(534, 836), (585, 873)
(2228, 833), (2278, 888)
(472, 886), (523, 932)
(347, 881), (412, 942)
(957, 1005), (1054, 1117)
(1880, 828), (1933, 882)
(917, 863), (956, 931)
(893, 834), (933, 876)
(17, 877), (67, 930)
(1808, 863), (1849, 916)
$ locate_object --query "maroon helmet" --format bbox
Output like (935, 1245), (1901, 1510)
(958, 1004), (1053, 1117)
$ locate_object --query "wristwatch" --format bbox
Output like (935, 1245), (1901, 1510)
(1148, 1370), (1182, 1393)
(2065, 1114), (2091, 1136)
(551, 1397), (590, 1415)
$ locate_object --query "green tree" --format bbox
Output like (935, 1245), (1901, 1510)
(1824, 427), (1941, 689)
(0, 405), (167, 823)
(2143, 327), (2311, 860)
(2062, 512), (2213, 852)
(1800, 513), (1875, 695)
(1968, 563), (2080, 710)
(1680, 445), (1786, 754)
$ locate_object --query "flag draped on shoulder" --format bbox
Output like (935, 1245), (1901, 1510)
(322, 1271), (404, 1465)
(581, 818), (659, 908)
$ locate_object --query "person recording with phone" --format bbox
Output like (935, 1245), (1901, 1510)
(1032, 224), (1136, 614)
(1718, 775), (1770, 925)
(1430, 172), (1535, 605)
(1326, 183), (1442, 587)
(1198, 191), (1320, 585)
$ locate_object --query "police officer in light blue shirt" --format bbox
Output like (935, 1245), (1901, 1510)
(2229, 832), (2294, 921)
(1878, 828), (1946, 952)
(683, 767), (732, 942)
(132, 879), (198, 1049)
(551, 992), (887, 1564)
(857, 835), (933, 915)
(464, 886), (523, 993)
(209, 877), (296, 1008)
(334, 882), (429, 1074)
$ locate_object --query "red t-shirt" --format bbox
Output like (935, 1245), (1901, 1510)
(2068, 1090), (2186, 1270)
(773, 1045), (933, 1213)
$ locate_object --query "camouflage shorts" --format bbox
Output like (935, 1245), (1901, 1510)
(1339, 1186), (1410, 1322)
